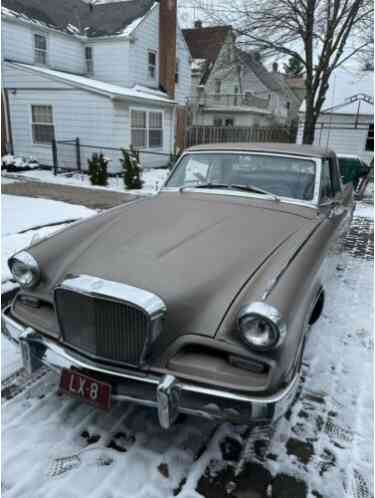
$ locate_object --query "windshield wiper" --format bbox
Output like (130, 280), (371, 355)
(179, 183), (229, 192)
(230, 184), (280, 202)
(179, 182), (280, 201)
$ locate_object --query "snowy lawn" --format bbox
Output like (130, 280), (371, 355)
(2, 167), (170, 196)
(1, 195), (95, 380)
(1, 202), (373, 497)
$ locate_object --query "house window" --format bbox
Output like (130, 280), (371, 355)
(234, 86), (239, 105)
(131, 110), (147, 148)
(225, 118), (234, 127)
(215, 79), (221, 101)
(148, 50), (157, 79)
(31, 105), (54, 144)
(213, 117), (223, 126)
(175, 58), (179, 84)
(34, 34), (47, 65)
(149, 111), (163, 148)
(85, 47), (93, 74)
(366, 123), (374, 151)
(131, 109), (163, 148)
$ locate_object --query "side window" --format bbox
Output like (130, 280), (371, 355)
(330, 159), (341, 195)
(320, 159), (333, 201)
(148, 50), (157, 79)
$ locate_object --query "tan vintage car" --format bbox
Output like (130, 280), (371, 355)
(2, 143), (353, 429)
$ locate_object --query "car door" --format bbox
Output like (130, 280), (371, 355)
(319, 157), (351, 284)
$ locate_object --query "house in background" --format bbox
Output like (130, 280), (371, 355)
(297, 69), (374, 164)
(1, 0), (192, 171)
(182, 22), (303, 128)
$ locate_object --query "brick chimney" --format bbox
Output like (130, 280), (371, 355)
(159, 0), (177, 99)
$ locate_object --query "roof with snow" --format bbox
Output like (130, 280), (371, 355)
(2, 0), (156, 38)
(6, 62), (175, 104)
(300, 69), (374, 115)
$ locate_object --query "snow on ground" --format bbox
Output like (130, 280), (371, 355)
(1, 195), (95, 380)
(2, 168), (170, 195)
(355, 201), (374, 219)
(2, 194), (94, 236)
(1, 206), (373, 498)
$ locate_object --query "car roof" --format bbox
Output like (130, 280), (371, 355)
(185, 142), (335, 159)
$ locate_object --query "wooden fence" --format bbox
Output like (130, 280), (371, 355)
(185, 125), (291, 147)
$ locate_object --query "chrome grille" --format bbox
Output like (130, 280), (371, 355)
(55, 288), (150, 366)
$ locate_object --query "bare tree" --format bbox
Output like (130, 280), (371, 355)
(190, 0), (373, 143)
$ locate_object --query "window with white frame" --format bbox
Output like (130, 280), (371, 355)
(131, 110), (163, 149)
(149, 111), (163, 147)
(148, 50), (157, 79)
(31, 105), (55, 144)
(85, 46), (93, 74)
(131, 110), (147, 148)
(34, 33), (47, 65)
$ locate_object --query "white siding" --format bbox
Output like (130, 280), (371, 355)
(3, 62), (69, 89)
(205, 36), (241, 96)
(297, 113), (374, 163)
(175, 25), (191, 106)
(196, 111), (271, 127)
(3, 20), (34, 64)
(112, 101), (173, 169)
(48, 32), (84, 74)
(3, 19), (85, 74)
(89, 40), (130, 87)
(8, 87), (113, 168)
(127, 5), (160, 89)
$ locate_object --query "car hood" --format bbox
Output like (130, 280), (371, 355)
(27, 192), (318, 339)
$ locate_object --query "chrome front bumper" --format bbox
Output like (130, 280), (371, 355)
(2, 306), (300, 429)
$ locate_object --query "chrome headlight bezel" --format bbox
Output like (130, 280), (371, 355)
(8, 251), (41, 289)
(238, 302), (287, 351)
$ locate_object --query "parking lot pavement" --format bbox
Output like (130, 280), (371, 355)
(1, 204), (373, 498)
(2, 180), (138, 209)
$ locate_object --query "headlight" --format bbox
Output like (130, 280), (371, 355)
(8, 251), (40, 288)
(238, 302), (286, 351)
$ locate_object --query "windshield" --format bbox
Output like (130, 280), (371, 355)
(165, 153), (316, 201)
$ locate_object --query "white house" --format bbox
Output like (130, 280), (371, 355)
(298, 69), (374, 164)
(182, 22), (302, 128)
(1, 0), (192, 171)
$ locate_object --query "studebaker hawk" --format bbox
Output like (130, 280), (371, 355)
(2, 143), (353, 429)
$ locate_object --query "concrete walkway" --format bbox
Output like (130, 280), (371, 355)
(2, 180), (138, 209)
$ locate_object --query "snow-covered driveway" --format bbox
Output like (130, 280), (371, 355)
(1, 200), (373, 498)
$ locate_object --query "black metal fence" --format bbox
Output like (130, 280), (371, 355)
(52, 138), (173, 175)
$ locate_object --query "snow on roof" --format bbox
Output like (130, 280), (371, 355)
(2, 0), (156, 39)
(191, 58), (206, 72)
(8, 62), (175, 104)
(300, 68), (374, 115)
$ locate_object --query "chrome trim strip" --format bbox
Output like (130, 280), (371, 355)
(58, 274), (167, 318)
(2, 306), (299, 406)
(238, 301), (287, 350)
(8, 250), (41, 288)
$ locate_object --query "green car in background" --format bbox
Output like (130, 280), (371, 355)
(337, 154), (371, 194)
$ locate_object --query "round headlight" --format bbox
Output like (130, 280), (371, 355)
(238, 302), (286, 351)
(8, 251), (40, 288)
